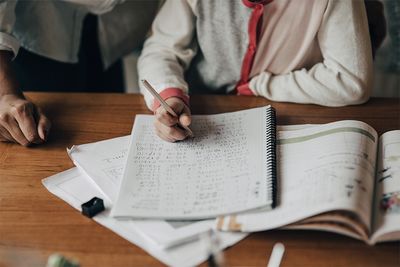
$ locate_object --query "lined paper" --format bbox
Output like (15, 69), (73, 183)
(112, 106), (274, 219)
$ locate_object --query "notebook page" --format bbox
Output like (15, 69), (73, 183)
(68, 136), (217, 247)
(371, 130), (400, 244)
(112, 106), (274, 219)
(218, 120), (378, 232)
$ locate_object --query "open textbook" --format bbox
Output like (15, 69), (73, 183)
(111, 106), (277, 219)
(217, 120), (400, 245)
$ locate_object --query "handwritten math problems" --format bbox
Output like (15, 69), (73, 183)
(112, 107), (274, 219)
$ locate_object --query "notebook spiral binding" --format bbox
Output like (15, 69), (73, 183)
(265, 106), (277, 208)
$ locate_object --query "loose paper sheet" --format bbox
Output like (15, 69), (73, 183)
(68, 136), (216, 247)
(42, 168), (247, 266)
(68, 136), (130, 202)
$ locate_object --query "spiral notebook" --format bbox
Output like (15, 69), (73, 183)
(111, 106), (277, 220)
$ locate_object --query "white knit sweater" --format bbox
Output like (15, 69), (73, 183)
(138, 0), (373, 109)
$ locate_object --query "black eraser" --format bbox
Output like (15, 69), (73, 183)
(81, 197), (105, 218)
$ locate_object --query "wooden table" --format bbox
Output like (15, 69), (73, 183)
(0, 92), (399, 267)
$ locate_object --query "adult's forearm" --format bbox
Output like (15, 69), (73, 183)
(0, 50), (20, 97)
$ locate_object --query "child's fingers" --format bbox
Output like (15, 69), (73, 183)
(165, 97), (185, 115)
(155, 107), (178, 126)
(179, 105), (191, 127)
(156, 129), (175, 143)
(161, 123), (187, 141)
(154, 119), (187, 142)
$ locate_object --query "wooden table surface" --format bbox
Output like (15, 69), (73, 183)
(0, 92), (399, 267)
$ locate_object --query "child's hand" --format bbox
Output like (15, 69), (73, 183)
(154, 97), (191, 142)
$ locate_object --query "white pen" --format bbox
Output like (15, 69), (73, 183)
(267, 243), (285, 267)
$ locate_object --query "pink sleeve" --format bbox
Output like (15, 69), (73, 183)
(152, 88), (190, 111)
(236, 82), (254, 96)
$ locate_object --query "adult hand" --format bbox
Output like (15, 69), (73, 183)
(0, 50), (51, 146)
(154, 97), (191, 142)
(0, 94), (50, 146)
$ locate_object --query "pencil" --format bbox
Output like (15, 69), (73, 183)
(141, 79), (194, 137)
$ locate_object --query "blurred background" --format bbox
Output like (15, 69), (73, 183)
(370, 0), (400, 97)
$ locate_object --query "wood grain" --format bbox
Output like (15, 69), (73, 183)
(0, 92), (399, 267)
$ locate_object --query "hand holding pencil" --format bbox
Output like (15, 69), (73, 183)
(142, 80), (193, 142)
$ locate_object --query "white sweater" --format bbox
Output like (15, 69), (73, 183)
(138, 0), (373, 109)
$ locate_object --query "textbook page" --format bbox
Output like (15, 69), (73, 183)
(371, 130), (400, 244)
(218, 120), (378, 233)
(42, 168), (246, 266)
(112, 106), (274, 219)
(68, 136), (216, 247)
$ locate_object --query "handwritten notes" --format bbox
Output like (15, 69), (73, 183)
(112, 106), (274, 219)
(67, 136), (225, 248)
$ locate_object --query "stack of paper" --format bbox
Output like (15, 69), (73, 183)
(43, 136), (247, 266)
(42, 114), (400, 264)
(43, 106), (277, 265)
